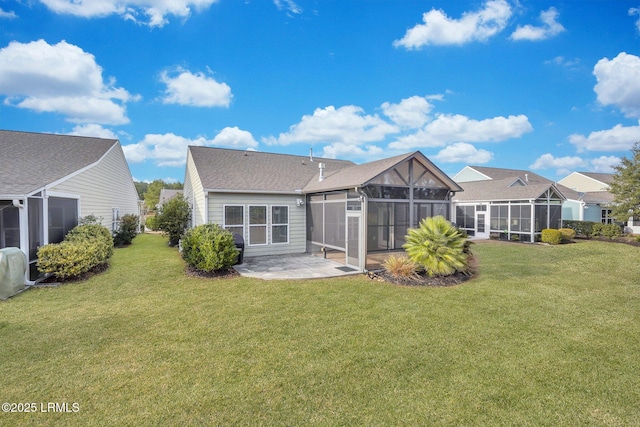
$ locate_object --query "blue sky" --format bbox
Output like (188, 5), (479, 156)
(1, 0), (639, 183)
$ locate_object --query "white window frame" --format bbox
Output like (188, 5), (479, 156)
(223, 204), (245, 237)
(271, 205), (289, 245)
(248, 205), (268, 246)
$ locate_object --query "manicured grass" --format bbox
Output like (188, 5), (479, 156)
(1, 234), (639, 426)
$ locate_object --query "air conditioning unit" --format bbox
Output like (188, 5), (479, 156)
(0, 248), (27, 300)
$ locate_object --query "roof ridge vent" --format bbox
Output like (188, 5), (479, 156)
(319, 162), (325, 182)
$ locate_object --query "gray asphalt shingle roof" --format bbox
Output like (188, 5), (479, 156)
(189, 146), (355, 193)
(0, 130), (117, 196)
(577, 172), (614, 185)
(189, 147), (462, 194)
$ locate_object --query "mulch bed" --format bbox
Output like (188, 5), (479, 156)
(369, 255), (478, 287)
(185, 266), (240, 279)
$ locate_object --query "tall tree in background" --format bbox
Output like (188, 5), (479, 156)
(143, 180), (183, 211)
(609, 142), (640, 223)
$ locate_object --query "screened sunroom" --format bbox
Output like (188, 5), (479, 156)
(304, 152), (462, 271)
(453, 184), (565, 242)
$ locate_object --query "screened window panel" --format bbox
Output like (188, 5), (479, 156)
(224, 206), (243, 226)
(28, 198), (43, 260)
(272, 206), (288, 244)
(369, 170), (408, 186)
(1, 202), (20, 249)
(307, 203), (324, 243)
(272, 225), (288, 244)
(48, 197), (77, 244)
(324, 202), (345, 249)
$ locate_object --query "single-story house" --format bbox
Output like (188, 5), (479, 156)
(451, 166), (567, 242)
(0, 130), (140, 282)
(559, 171), (639, 233)
(157, 188), (183, 210)
(183, 147), (462, 271)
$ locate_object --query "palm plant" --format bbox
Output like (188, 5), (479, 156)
(403, 216), (469, 277)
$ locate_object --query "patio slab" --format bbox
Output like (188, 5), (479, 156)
(233, 253), (360, 280)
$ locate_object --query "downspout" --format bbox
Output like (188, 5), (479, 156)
(12, 199), (31, 284)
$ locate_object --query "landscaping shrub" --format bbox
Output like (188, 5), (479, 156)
(157, 195), (191, 246)
(181, 224), (238, 272)
(592, 223), (622, 239)
(558, 228), (576, 242)
(563, 220), (595, 238)
(113, 214), (139, 247)
(382, 255), (418, 279)
(541, 229), (562, 245)
(403, 216), (469, 277)
(37, 224), (114, 279)
(145, 215), (159, 231)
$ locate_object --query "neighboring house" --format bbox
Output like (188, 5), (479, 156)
(452, 166), (568, 242)
(0, 130), (140, 282)
(156, 188), (183, 211)
(559, 172), (639, 233)
(183, 147), (461, 271)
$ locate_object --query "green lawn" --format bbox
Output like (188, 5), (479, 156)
(1, 234), (639, 426)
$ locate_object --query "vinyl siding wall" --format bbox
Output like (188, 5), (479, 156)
(183, 152), (206, 227)
(559, 174), (609, 192)
(207, 192), (306, 257)
(49, 144), (139, 229)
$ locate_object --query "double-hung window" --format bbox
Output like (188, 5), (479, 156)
(249, 205), (267, 245)
(271, 206), (289, 244)
(224, 205), (244, 236)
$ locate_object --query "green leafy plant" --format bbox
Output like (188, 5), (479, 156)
(382, 255), (419, 279)
(591, 223), (622, 239)
(156, 194), (191, 246)
(403, 216), (469, 277)
(181, 224), (239, 272)
(145, 215), (159, 231)
(563, 220), (595, 238)
(541, 229), (562, 245)
(558, 228), (576, 242)
(37, 224), (114, 280)
(113, 214), (139, 247)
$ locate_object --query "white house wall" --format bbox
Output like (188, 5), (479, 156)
(49, 144), (139, 228)
(183, 151), (206, 227)
(558, 173), (609, 192)
(207, 192), (306, 257)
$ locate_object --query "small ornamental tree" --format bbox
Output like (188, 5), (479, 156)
(156, 194), (191, 246)
(609, 142), (640, 223)
(403, 216), (470, 277)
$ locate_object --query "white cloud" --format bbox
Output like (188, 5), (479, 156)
(381, 95), (436, 129)
(210, 126), (258, 148)
(433, 142), (493, 164)
(569, 121), (640, 152)
(274, 0), (302, 15)
(390, 113), (533, 150)
(0, 39), (137, 124)
(69, 124), (118, 139)
(123, 128), (257, 166)
(160, 68), (232, 107)
(0, 8), (17, 19)
(530, 153), (586, 175)
(593, 52), (640, 118)
(264, 105), (398, 146)
(393, 0), (511, 48)
(510, 7), (565, 41)
(322, 143), (384, 160)
(590, 155), (620, 173)
(38, 0), (219, 27)
(630, 7), (640, 33)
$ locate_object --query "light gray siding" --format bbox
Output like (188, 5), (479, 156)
(207, 192), (306, 257)
(184, 151), (206, 226)
(453, 167), (491, 183)
(49, 143), (139, 229)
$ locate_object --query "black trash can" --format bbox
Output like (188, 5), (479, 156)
(232, 233), (244, 265)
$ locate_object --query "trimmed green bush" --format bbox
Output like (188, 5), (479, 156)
(181, 224), (239, 273)
(563, 220), (595, 238)
(113, 214), (139, 247)
(403, 216), (469, 277)
(37, 224), (114, 279)
(558, 228), (576, 242)
(541, 229), (562, 245)
(145, 215), (159, 231)
(592, 223), (622, 239)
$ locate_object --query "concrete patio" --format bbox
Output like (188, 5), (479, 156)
(233, 253), (360, 280)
